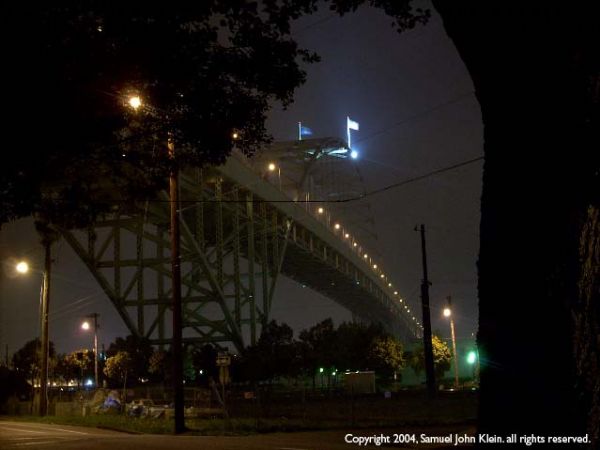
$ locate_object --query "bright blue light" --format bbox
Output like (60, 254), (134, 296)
(85, 379), (94, 387)
(350, 150), (358, 159)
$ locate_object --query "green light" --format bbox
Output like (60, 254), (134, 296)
(467, 351), (477, 365)
(319, 367), (324, 373)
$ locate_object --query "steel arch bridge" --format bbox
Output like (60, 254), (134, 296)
(60, 138), (421, 351)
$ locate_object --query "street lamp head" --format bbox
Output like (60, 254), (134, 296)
(81, 321), (91, 331)
(334, 223), (341, 230)
(443, 307), (452, 317)
(15, 261), (29, 274)
(128, 95), (142, 110)
(232, 131), (239, 140)
(317, 207), (324, 214)
(268, 162), (276, 172)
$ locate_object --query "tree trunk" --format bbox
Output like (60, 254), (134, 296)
(432, 0), (599, 440)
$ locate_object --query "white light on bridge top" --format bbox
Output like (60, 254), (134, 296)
(380, 274), (384, 278)
(334, 223), (340, 230)
(373, 264), (377, 269)
(344, 233), (350, 238)
(388, 282), (392, 287)
(317, 207), (324, 214)
(353, 242), (357, 247)
(363, 254), (368, 258)
(394, 291), (398, 295)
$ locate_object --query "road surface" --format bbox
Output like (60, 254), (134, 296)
(0, 420), (474, 449)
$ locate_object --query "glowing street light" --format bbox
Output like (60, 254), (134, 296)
(127, 95), (142, 111)
(128, 95), (142, 110)
(350, 150), (358, 159)
(373, 264), (377, 269)
(363, 254), (368, 259)
(317, 207), (324, 214)
(16, 261), (29, 274)
(334, 223), (340, 230)
(344, 233), (350, 239)
(232, 131), (239, 140)
(266, 162), (281, 189)
(443, 307), (451, 317)
(81, 321), (91, 331)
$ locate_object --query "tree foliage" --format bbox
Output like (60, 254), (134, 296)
(54, 349), (95, 385)
(11, 339), (56, 382)
(409, 335), (452, 379)
(368, 335), (404, 380)
(103, 351), (132, 386)
(236, 320), (298, 382)
(3, 1), (428, 228)
(106, 335), (153, 381)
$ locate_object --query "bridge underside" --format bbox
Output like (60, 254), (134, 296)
(61, 154), (418, 351)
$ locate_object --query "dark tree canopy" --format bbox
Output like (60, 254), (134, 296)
(11, 339), (56, 381)
(431, 0), (599, 441)
(106, 334), (154, 380)
(2, 1), (427, 228)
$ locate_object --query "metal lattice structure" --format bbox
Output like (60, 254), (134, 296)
(60, 139), (420, 351)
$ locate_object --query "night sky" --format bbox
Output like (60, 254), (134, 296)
(0, 2), (482, 357)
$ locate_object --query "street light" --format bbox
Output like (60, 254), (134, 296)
(443, 296), (459, 389)
(125, 94), (184, 433)
(81, 313), (99, 387)
(14, 232), (55, 417)
(128, 95), (142, 110)
(266, 163), (281, 190)
(16, 261), (29, 274)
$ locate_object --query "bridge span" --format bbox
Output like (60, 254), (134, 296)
(60, 138), (422, 351)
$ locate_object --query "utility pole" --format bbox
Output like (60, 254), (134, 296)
(418, 224), (436, 397)
(90, 313), (100, 387)
(447, 296), (459, 389)
(169, 137), (185, 434)
(39, 238), (52, 416)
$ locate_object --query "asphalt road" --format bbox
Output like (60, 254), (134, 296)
(0, 420), (474, 449)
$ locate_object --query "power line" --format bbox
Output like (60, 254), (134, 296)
(354, 91), (476, 145)
(111, 154), (484, 205)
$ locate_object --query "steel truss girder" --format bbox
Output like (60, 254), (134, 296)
(62, 152), (417, 353)
(60, 167), (290, 352)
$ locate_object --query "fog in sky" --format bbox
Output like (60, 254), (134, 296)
(0, 2), (482, 357)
